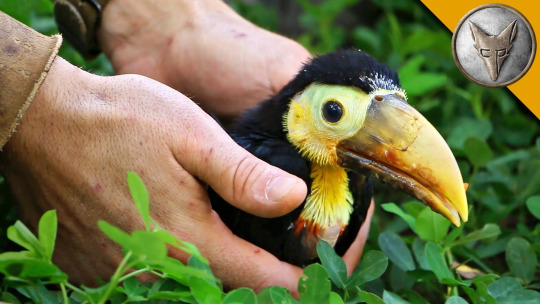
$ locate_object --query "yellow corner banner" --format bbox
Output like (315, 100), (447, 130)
(421, 0), (540, 119)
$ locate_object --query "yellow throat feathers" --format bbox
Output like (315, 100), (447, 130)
(296, 163), (353, 236)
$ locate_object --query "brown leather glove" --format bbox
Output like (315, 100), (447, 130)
(0, 12), (62, 148)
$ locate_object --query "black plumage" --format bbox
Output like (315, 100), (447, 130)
(210, 50), (399, 266)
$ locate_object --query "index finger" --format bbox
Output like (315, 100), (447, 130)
(342, 199), (375, 274)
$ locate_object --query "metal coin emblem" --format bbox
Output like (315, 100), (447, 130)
(452, 4), (536, 87)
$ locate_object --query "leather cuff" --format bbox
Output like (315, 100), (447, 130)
(0, 12), (62, 149)
(54, 0), (109, 59)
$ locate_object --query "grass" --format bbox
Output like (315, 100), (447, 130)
(1, 0), (539, 303)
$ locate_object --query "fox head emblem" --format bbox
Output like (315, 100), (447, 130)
(470, 20), (517, 81)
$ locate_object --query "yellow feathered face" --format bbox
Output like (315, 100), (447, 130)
(285, 83), (405, 167)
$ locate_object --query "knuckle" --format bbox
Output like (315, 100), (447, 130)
(229, 155), (263, 203)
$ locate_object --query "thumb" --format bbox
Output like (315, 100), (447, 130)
(177, 112), (307, 218)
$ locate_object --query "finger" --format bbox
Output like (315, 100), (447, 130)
(168, 210), (303, 295)
(343, 199), (375, 275)
(173, 108), (307, 218)
(264, 36), (312, 95)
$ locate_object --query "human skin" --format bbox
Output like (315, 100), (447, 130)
(0, 0), (374, 295)
(98, 0), (312, 119)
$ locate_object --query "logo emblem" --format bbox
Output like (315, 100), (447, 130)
(452, 4), (536, 87)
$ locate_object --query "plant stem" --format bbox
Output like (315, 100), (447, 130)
(65, 282), (86, 296)
(60, 283), (70, 304)
(118, 267), (151, 282)
(97, 251), (133, 304)
(445, 249), (459, 298)
(31, 285), (43, 304)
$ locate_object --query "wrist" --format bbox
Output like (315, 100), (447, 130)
(0, 56), (77, 173)
(98, 0), (200, 64)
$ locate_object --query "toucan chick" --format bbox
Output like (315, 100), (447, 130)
(210, 50), (468, 266)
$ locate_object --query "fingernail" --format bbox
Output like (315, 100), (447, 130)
(265, 175), (300, 203)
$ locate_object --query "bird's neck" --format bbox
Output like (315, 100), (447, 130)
(295, 163), (353, 246)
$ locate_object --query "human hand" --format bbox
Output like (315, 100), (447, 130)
(98, 0), (311, 119)
(0, 56), (308, 289)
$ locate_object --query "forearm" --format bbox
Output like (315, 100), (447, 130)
(0, 11), (62, 149)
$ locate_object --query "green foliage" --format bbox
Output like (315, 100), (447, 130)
(379, 232), (415, 272)
(0, 173), (390, 303)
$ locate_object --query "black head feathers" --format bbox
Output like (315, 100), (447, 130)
(275, 49), (401, 105)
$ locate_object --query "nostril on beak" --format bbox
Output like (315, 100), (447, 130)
(374, 96), (383, 102)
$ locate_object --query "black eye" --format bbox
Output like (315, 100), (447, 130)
(322, 100), (343, 123)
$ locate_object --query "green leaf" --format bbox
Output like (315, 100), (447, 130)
(223, 288), (256, 304)
(472, 274), (498, 286)
(80, 284), (111, 303)
(100, 221), (168, 264)
(487, 277), (522, 299)
(464, 137), (494, 167)
(189, 276), (223, 304)
(425, 242), (453, 280)
(154, 229), (208, 264)
(415, 207), (451, 243)
(379, 232), (415, 271)
(402, 290), (429, 304)
(7, 221), (44, 257)
(398, 55), (447, 96)
(147, 291), (193, 301)
(257, 286), (296, 304)
(38, 210), (57, 261)
(0, 251), (35, 262)
(298, 264), (330, 304)
(329, 292), (344, 304)
(497, 290), (540, 304)
(447, 119), (493, 150)
(347, 250), (388, 288)
(0, 259), (67, 283)
(98, 220), (131, 249)
(401, 73), (447, 96)
(383, 290), (410, 304)
(398, 55), (424, 79)
(389, 264), (414, 291)
(475, 282), (497, 304)
(460, 285), (477, 303)
(127, 171), (151, 231)
(16, 285), (62, 304)
(412, 238), (430, 270)
(381, 203), (416, 232)
(505, 237), (537, 284)
(526, 196), (540, 219)
(402, 201), (426, 218)
(445, 296), (469, 304)
(441, 278), (467, 286)
(316, 240), (347, 288)
(122, 276), (148, 299)
(451, 223), (501, 246)
(1, 291), (22, 304)
(153, 257), (215, 285)
(359, 291), (385, 304)
(188, 256), (216, 286)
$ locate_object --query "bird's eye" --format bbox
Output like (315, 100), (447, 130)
(322, 100), (343, 123)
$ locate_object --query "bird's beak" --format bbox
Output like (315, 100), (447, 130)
(336, 93), (468, 226)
